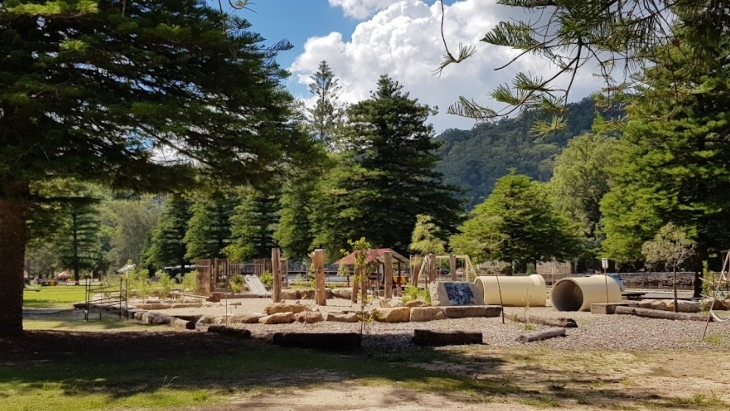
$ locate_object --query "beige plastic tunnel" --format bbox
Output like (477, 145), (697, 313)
(550, 275), (622, 311)
(474, 275), (547, 307)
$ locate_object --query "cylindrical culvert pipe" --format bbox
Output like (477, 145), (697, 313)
(550, 275), (622, 311)
(474, 275), (547, 307)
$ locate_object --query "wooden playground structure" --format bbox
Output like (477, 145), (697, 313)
(192, 249), (479, 306)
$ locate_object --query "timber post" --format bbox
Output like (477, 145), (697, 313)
(272, 248), (281, 303)
(384, 251), (393, 299)
(314, 249), (326, 305)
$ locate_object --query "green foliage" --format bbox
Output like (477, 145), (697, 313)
(548, 133), (621, 266)
(306, 60), (346, 151)
(641, 223), (694, 272)
(402, 284), (431, 303)
(259, 271), (273, 287)
(410, 214), (446, 255)
(185, 190), (241, 261)
(0, 0), (321, 335)
(105, 197), (162, 270)
(436, 98), (610, 209)
(451, 173), (581, 270)
(225, 187), (280, 262)
(156, 272), (173, 299)
(126, 263), (151, 302)
(181, 270), (199, 293)
(230, 274), (244, 293)
(275, 174), (320, 260)
(143, 194), (193, 271)
(310, 76), (463, 256)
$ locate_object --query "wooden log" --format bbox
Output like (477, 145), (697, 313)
(507, 313), (578, 328)
(450, 253), (457, 281)
(412, 329), (483, 346)
(207, 325), (252, 339)
(352, 267), (360, 303)
(383, 251), (393, 299)
(314, 249), (327, 305)
(614, 306), (711, 322)
(272, 248), (282, 303)
(171, 318), (196, 330)
(272, 332), (361, 352)
(517, 328), (566, 343)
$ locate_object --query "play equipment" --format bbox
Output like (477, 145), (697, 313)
(551, 275), (622, 311)
(474, 274), (547, 307)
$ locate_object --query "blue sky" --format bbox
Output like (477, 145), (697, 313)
(224, 1), (596, 132)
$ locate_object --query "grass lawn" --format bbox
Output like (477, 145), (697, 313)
(23, 285), (86, 309)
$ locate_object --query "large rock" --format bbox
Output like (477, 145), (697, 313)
(442, 305), (501, 319)
(295, 311), (324, 323)
(326, 311), (359, 323)
(230, 313), (267, 324)
(379, 299), (404, 308)
(299, 289), (316, 300)
(264, 303), (309, 315)
(280, 289), (301, 300)
(637, 300), (654, 309)
(429, 281), (484, 306)
(404, 300), (426, 308)
(650, 300), (667, 311)
(666, 300), (701, 313)
(410, 307), (446, 322)
(375, 307), (411, 323)
(704, 297), (729, 310)
(331, 288), (352, 299)
(196, 315), (216, 325)
(259, 312), (296, 324)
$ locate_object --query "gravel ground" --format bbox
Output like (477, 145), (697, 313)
(150, 297), (730, 352)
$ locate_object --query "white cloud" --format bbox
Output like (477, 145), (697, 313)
(294, 0), (599, 132)
(328, 0), (402, 19)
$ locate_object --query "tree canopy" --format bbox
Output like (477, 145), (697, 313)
(0, 0), (318, 336)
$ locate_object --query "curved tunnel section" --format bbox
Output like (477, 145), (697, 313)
(550, 275), (622, 311)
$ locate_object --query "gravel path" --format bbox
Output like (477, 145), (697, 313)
(149, 297), (730, 352)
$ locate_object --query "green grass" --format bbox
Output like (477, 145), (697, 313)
(0, 342), (521, 411)
(23, 312), (154, 332)
(23, 286), (86, 309)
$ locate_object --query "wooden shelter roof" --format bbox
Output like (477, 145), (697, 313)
(335, 248), (409, 265)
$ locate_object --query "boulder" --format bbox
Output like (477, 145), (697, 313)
(404, 300), (426, 308)
(650, 300), (667, 311)
(230, 313), (267, 324)
(196, 315), (216, 325)
(637, 300), (654, 309)
(264, 303), (309, 315)
(704, 297), (729, 311)
(331, 288), (352, 299)
(295, 311), (324, 323)
(212, 316), (229, 325)
(326, 311), (359, 323)
(429, 281), (485, 306)
(442, 305), (502, 319)
(259, 312), (296, 324)
(299, 289), (316, 300)
(280, 289), (301, 300)
(375, 307), (411, 323)
(410, 307), (446, 322)
(388, 299), (405, 308)
(666, 300), (701, 313)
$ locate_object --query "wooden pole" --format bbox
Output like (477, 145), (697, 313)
(410, 255), (419, 288)
(272, 248), (281, 303)
(314, 249), (326, 305)
(384, 251), (393, 299)
(352, 267), (359, 303)
(449, 253), (457, 281)
(282, 258), (289, 287)
(428, 253), (436, 285)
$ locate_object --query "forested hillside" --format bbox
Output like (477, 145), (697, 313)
(436, 97), (606, 209)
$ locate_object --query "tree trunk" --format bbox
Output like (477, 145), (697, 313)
(0, 179), (30, 337)
(694, 245), (708, 298)
(673, 265), (678, 313)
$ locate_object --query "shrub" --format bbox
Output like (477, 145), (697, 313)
(157, 273), (173, 299)
(259, 271), (273, 287)
(230, 273), (244, 293)
(182, 270), (199, 293)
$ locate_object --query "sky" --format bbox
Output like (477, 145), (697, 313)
(236, 0), (598, 132)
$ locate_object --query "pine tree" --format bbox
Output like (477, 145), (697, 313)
(225, 187), (281, 261)
(275, 176), (318, 260)
(410, 214), (446, 255)
(0, 1), (319, 335)
(143, 194), (193, 271)
(185, 190), (241, 261)
(311, 76), (463, 256)
(307, 60), (345, 151)
(451, 174), (581, 272)
(56, 200), (103, 282)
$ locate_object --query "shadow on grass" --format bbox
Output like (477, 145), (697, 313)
(1, 331), (728, 410)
